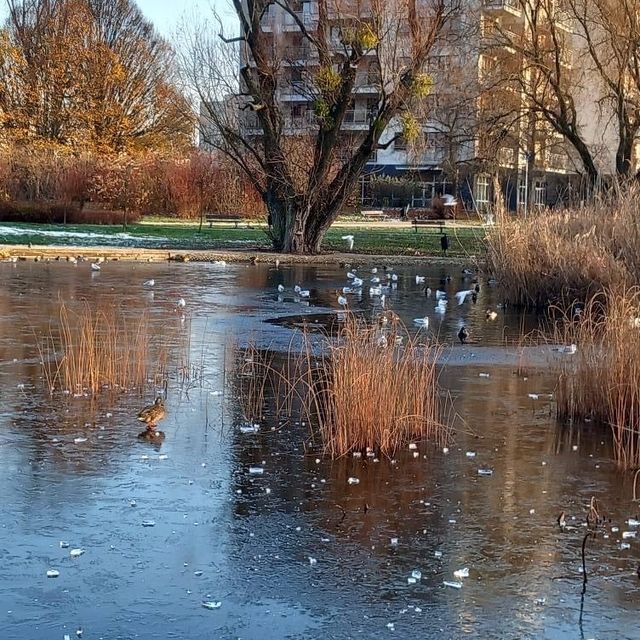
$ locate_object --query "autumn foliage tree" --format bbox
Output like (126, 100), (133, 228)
(0, 0), (193, 151)
(184, 0), (455, 254)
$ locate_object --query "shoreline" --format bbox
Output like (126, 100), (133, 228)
(0, 243), (478, 266)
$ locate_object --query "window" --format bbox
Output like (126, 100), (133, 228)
(475, 175), (490, 210)
(517, 179), (527, 212)
(533, 180), (547, 208)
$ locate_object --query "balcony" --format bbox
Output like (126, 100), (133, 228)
(545, 149), (572, 172)
(482, 0), (523, 18)
(285, 112), (316, 131)
(279, 81), (310, 101)
(481, 21), (519, 53)
(282, 10), (318, 32)
(282, 47), (318, 64)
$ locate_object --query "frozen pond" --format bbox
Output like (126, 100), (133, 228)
(0, 261), (638, 639)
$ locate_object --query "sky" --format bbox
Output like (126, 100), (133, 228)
(0, 1), (238, 39)
(136, 0), (238, 39)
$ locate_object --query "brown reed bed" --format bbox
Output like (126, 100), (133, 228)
(235, 312), (451, 457)
(38, 301), (171, 396)
(486, 190), (640, 309)
(553, 288), (640, 469)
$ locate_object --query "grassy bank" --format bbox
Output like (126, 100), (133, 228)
(0, 219), (486, 257)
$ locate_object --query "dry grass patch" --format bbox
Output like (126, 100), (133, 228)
(38, 301), (170, 396)
(486, 191), (640, 308)
(554, 288), (640, 469)
(235, 313), (451, 457)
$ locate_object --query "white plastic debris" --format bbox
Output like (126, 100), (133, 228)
(347, 477), (360, 485)
(453, 567), (469, 578)
(407, 577), (417, 584)
(46, 569), (60, 578)
(239, 423), (259, 434)
(386, 622), (395, 631)
(249, 466), (264, 475)
(621, 542), (631, 550)
(442, 447), (449, 454)
(141, 520), (155, 527)
(465, 451), (476, 458)
(158, 454), (168, 461)
(443, 580), (463, 589)
(69, 548), (85, 558)
(622, 531), (636, 539)
(572, 445), (578, 451)
(201, 601), (222, 610)
(411, 569), (422, 580)
(479, 373), (490, 378)
(308, 556), (317, 565)
(73, 437), (87, 444)
(408, 443), (417, 450)
(59, 541), (70, 549)
(434, 550), (443, 558)
(477, 468), (493, 476)
(390, 537), (399, 546)
(528, 394), (539, 400)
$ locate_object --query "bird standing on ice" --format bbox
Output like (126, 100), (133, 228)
(137, 397), (166, 431)
(342, 235), (354, 251)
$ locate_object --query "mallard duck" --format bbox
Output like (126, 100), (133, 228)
(137, 397), (166, 429)
(457, 326), (469, 344)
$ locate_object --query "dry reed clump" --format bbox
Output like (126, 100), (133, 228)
(486, 191), (640, 308)
(38, 301), (169, 396)
(236, 313), (450, 457)
(554, 288), (640, 469)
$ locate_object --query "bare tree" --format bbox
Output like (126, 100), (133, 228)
(569, 0), (640, 180)
(489, 0), (599, 185)
(181, 0), (456, 254)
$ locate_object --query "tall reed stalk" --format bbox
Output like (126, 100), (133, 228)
(554, 288), (640, 468)
(235, 313), (449, 457)
(38, 301), (167, 395)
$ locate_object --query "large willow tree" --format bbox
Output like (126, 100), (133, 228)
(183, 0), (455, 254)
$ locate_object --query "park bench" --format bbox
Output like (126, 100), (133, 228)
(360, 209), (387, 221)
(411, 219), (445, 234)
(205, 213), (246, 228)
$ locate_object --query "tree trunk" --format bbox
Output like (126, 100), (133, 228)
(616, 128), (636, 180)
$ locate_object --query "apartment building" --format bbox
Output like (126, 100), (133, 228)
(231, 0), (592, 213)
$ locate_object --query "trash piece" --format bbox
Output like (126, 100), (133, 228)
(535, 597), (546, 606)
(621, 542), (631, 550)
(46, 569), (60, 578)
(622, 531), (636, 539)
(308, 556), (317, 565)
(407, 577), (417, 584)
(528, 394), (539, 400)
(415, 607), (422, 613)
(453, 567), (469, 578)
(347, 477), (360, 485)
(73, 437), (87, 444)
(390, 537), (399, 546)
(239, 423), (259, 434)
(409, 443), (417, 450)
(628, 518), (640, 527)
(194, 570), (203, 576)
(477, 468), (493, 476)
(572, 445), (578, 451)
(529, 509), (536, 515)
(465, 451), (476, 458)
(411, 569), (422, 580)
(479, 373), (490, 378)
(442, 447), (449, 454)
(612, 526), (620, 533)
(443, 580), (463, 589)
(158, 454), (168, 460)
(352, 451), (362, 458)
(249, 466), (264, 475)
(201, 601), (222, 610)
(69, 548), (85, 558)
(386, 622), (395, 631)
(141, 520), (155, 527)
(59, 541), (70, 549)
(434, 550), (443, 558)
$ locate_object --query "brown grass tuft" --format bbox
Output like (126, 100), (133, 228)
(486, 191), (640, 308)
(554, 288), (640, 469)
(38, 301), (169, 396)
(236, 313), (450, 457)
